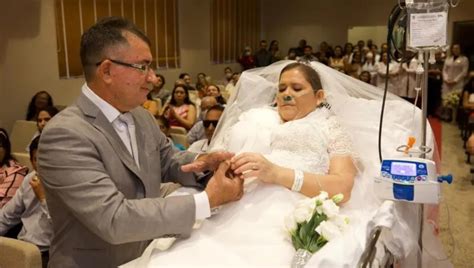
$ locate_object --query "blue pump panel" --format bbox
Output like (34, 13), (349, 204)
(393, 184), (414, 201)
(381, 159), (428, 184)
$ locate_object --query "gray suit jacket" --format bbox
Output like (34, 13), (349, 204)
(38, 93), (201, 267)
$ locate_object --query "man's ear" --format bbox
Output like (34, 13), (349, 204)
(96, 60), (113, 85)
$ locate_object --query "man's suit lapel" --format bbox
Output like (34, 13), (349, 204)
(75, 93), (146, 183)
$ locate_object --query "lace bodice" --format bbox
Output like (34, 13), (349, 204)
(224, 106), (354, 175)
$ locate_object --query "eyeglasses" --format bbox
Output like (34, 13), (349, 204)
(203, 120), (219, 128)
(96, 59), (152, 73)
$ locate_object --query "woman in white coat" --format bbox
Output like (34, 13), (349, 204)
(442, 44), (469, 95)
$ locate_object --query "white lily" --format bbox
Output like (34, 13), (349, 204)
(315, 220), (342, 241)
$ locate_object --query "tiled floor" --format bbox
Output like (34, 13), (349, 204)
(439, 122), (474, 267)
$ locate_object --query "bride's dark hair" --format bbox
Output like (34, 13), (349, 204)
(279, 62), (323, 92)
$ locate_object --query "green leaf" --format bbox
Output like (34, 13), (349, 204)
(292, 234), (304, 250)
(299, 222), (308, 245)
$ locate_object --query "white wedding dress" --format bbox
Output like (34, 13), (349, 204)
(123, 61), (451, 268)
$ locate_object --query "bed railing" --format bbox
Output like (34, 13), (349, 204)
(358, 226), (394, 268)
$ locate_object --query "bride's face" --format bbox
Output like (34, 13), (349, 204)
(277, 69), (321, 122)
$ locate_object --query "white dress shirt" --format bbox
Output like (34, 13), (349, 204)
(82, 84), (210, 220)
(0, 171), (52, 251)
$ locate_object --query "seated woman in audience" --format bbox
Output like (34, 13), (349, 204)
(206, 84), (227, 105)
(27, 106), (59, 151)
(0, 128), (29, 209)
(329, 45), (345, 72)
(163, 85), (197, 130)
(0, 136), (52, 268)
(26, 91), (54, 121)
(156, 116), (186, 151)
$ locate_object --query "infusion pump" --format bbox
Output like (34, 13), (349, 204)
(374, 157), (452, 204)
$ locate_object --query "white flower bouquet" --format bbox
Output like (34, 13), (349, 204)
(442, 89), (461, 108)
(285, 191), (349, 268)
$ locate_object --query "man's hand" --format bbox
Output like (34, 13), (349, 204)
(29, 175), (46, 202)
(181, 151), (234, 173)
(205, 161), (244, 208)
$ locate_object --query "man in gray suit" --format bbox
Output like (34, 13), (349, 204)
(38, 17), (243, 267)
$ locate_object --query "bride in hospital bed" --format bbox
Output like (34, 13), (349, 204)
(123, 61), (451, 268)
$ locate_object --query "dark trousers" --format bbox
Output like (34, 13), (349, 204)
(41, 250), (49, 268)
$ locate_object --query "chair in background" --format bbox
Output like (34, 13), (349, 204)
(169, 126), (187, 135)
(12, 152), (33, 172)
(0, 237), (42, 268)
(10, 120), (37, 153)
(170, 133), (189, 149)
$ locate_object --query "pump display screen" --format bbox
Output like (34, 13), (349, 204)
(391, 162), (417, 176)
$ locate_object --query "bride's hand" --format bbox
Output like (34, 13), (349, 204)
(230, 153), (278, 183)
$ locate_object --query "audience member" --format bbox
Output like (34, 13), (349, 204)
(238, 46), (256, 70)
(442, 44), (469, 96)
(295, 39), (307, 57)
(285, 48), (297, 60)
(155, 116), (186, 151)
(225, 72), (240, 97)
(403, 55), (420, 102)
(0, 136), (52, 268)
(164, 85), (197, 130)
(297, 45), (318, 62)
(359, 71), (372, 84)
(376, 52), (401, 96)
(26, 91), (54, 121)
(0, 128), (29, 209)
(142, 93), (161, 117)
(206, 84), (227, 105)
(269, 40), (281, 63)
(343, 42), (354, 63)
(188, 105), (224, 154)
(345, 50), (362, 78)
(329, 45), (345, 72)
(362, 52), (377, 85)
(315, 41), (330, 65)
(371, 44), (380, 62)
(254, 40), (272, 67)
(26, 106), (59, 152)
(149, 74), (170, 104)
(187, 96), (218, 144)
(440, 44), (469, 121)
(179, 73), (192, 88)
(223, 67), (233, 85)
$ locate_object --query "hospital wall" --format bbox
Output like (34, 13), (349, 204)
(1, 0), (474, 131)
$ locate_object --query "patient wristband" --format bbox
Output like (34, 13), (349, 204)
(291, 169), (304, 192)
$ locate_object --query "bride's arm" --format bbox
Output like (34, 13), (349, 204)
(231, 153), (356, 202)
(272, 156), (356, 202)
